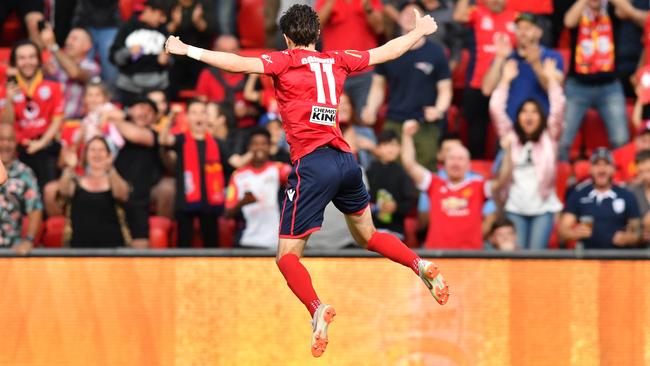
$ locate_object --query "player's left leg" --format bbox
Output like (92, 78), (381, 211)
(343, 209), (449, 305)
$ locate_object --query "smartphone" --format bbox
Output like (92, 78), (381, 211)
(7, 75), (17, 84)
(37, 20), (47, 32)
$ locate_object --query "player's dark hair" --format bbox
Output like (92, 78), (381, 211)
(279, 5), (320, 47)
(10, 39), (42, 67)
(246, 127), (271, 147)
(377, 130), (399, 145)
(514, 98), (547, 143)
(489, 215), (515, 236)
(636, 150), (650, 164)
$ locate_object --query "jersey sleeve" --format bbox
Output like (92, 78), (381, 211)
(466, 6), (479, 25)
(259, 51), (291, 77)
(417, 170), (434, 192)
(564, 189), (581, 216)
(625, 190), (641, 220)
(432, 44), (452, 82)
(337, 50), (370, 74)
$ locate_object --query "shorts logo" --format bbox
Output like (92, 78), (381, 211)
(287, 188), (296, 202)
(310, 106), (337, 126)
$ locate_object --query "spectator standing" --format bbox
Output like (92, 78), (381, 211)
(160, 99), (231, 247)
(316, 0), (384, 114)
(613, 0), (648, 97)
(559, 148), (642, 249)
(0, 40), (64, 191)
(0, 124), (42, 255)
(225, 128), (290, 249)
(422, 0), (465, 70)
(166, 0), (215, 100)
(195, 36), (258, 129)
(109, 0), (170, 105)
(58, 136), (131, 248)
(40, 26), (101, 119)
(490, 58), (565, 249)
(401, 120), (512, 249)
(108, 98), (164, 248)
(559, 0), (642, 160)
(453, 0), (516, 159)
(72, 0), (121, 87)
(366, 130), (417, 238)
(630, 150), (650, 244)
(482, 12), (564, 121)
(364, 2), (452, 170)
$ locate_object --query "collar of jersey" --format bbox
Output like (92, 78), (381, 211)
(17, 70), (44, 98)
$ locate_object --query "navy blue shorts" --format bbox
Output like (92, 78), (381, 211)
(279, 147), (370, 238)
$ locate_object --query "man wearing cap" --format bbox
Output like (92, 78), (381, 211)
(613, 120), (650, 182)
(559, 147), (642, 249)
(482, 12), (564, 121)
(105, 98), (164, 248)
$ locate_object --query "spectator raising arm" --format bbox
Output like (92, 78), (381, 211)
(368, 9), (437, 66)
(481, 33), (513, 96)
(108, 168), (130, 203)
(40, 25), (92, 83)
(564, 0), (589, 29)
(452, 0), (471, 23)
(400, 120), (429, 188)
(106, 110), (156, 147)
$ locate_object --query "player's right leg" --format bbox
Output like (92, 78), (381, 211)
(277, 148), (341, 357)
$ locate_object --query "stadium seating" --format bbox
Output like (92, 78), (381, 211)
(149, 216), (173, 249)
(42, 216), (65, 248)
(237, 0), (266, 48)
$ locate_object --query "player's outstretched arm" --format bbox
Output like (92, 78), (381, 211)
(368, 8), (437, 66)
(0, 159), (7, 185)
(400, 120), (429, 188)
(165, 36), (265, 74)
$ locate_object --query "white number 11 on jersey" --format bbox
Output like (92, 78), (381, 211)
(309, 63), (337, 105)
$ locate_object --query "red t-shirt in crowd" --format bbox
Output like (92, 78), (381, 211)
(315, 0), (382, 73)
(644, 15), (650, 59)
(259, 48), (370, 162)
(421, 173), (487, 249)
(195, 68), (256, 128)
(0, 72), (64, 143)
(613, 142), (637, 183)
(505, 0), (552, 15)
(466, 6), (517, 89)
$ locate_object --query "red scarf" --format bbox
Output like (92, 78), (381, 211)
(575, 9), (614, 75)
(183, 131), (225, 206)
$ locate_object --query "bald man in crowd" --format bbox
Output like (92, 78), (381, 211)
(40, 24), (100, 118)
(401, 120), (513, 249)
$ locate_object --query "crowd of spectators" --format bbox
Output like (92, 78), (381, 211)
(2, 0), (650, 253)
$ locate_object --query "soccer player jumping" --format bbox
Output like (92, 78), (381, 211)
(165, 5), (448, 357)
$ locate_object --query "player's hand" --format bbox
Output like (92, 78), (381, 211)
(501, 59), (519, 83)
(413, 8), (437, 36)
(402, 119), (420, 136)
(165, 36), (188, 56)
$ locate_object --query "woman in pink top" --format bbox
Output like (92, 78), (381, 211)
(490, 58), (566, 249)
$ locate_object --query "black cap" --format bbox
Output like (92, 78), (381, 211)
(515, 13), (541, 28)
(590, 147), (614, 165)
(128, 96), (158, 114)
(145, 0), (171, 12)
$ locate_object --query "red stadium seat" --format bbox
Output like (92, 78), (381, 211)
(42, 216), (65, 248)
(547, 222), (560, 249)
(470, 160), (493, 179)
(580, 110), (610, 157)
(403, 216), (419, 248)
(0, 12), (25, 47)
(148, 216), (172, 249)
(452, 49), (470, 91)
(218, 217), (237, 248)
(573, 160), (591, 183)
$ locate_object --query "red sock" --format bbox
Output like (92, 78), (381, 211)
(367, 231), (421, 274)
(277, 254), (321, 317)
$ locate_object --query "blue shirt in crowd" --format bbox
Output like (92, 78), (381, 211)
(375, 40), (451, 122)
(564, 182), (640, 249)
(506, 47), (564, 121)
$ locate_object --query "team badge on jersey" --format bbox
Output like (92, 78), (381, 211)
(310, 106), (337, 126)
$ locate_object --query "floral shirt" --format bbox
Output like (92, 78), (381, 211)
(0, 160), (43, 246)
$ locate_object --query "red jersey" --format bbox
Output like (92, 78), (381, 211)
(259, 49), (370, 162)
(505, 0), (552, 15)
(422, 173), (487, 249)
(466, 6), (516, 89)
(613, 142), (637, 183)
(0, 72), (64, 143)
